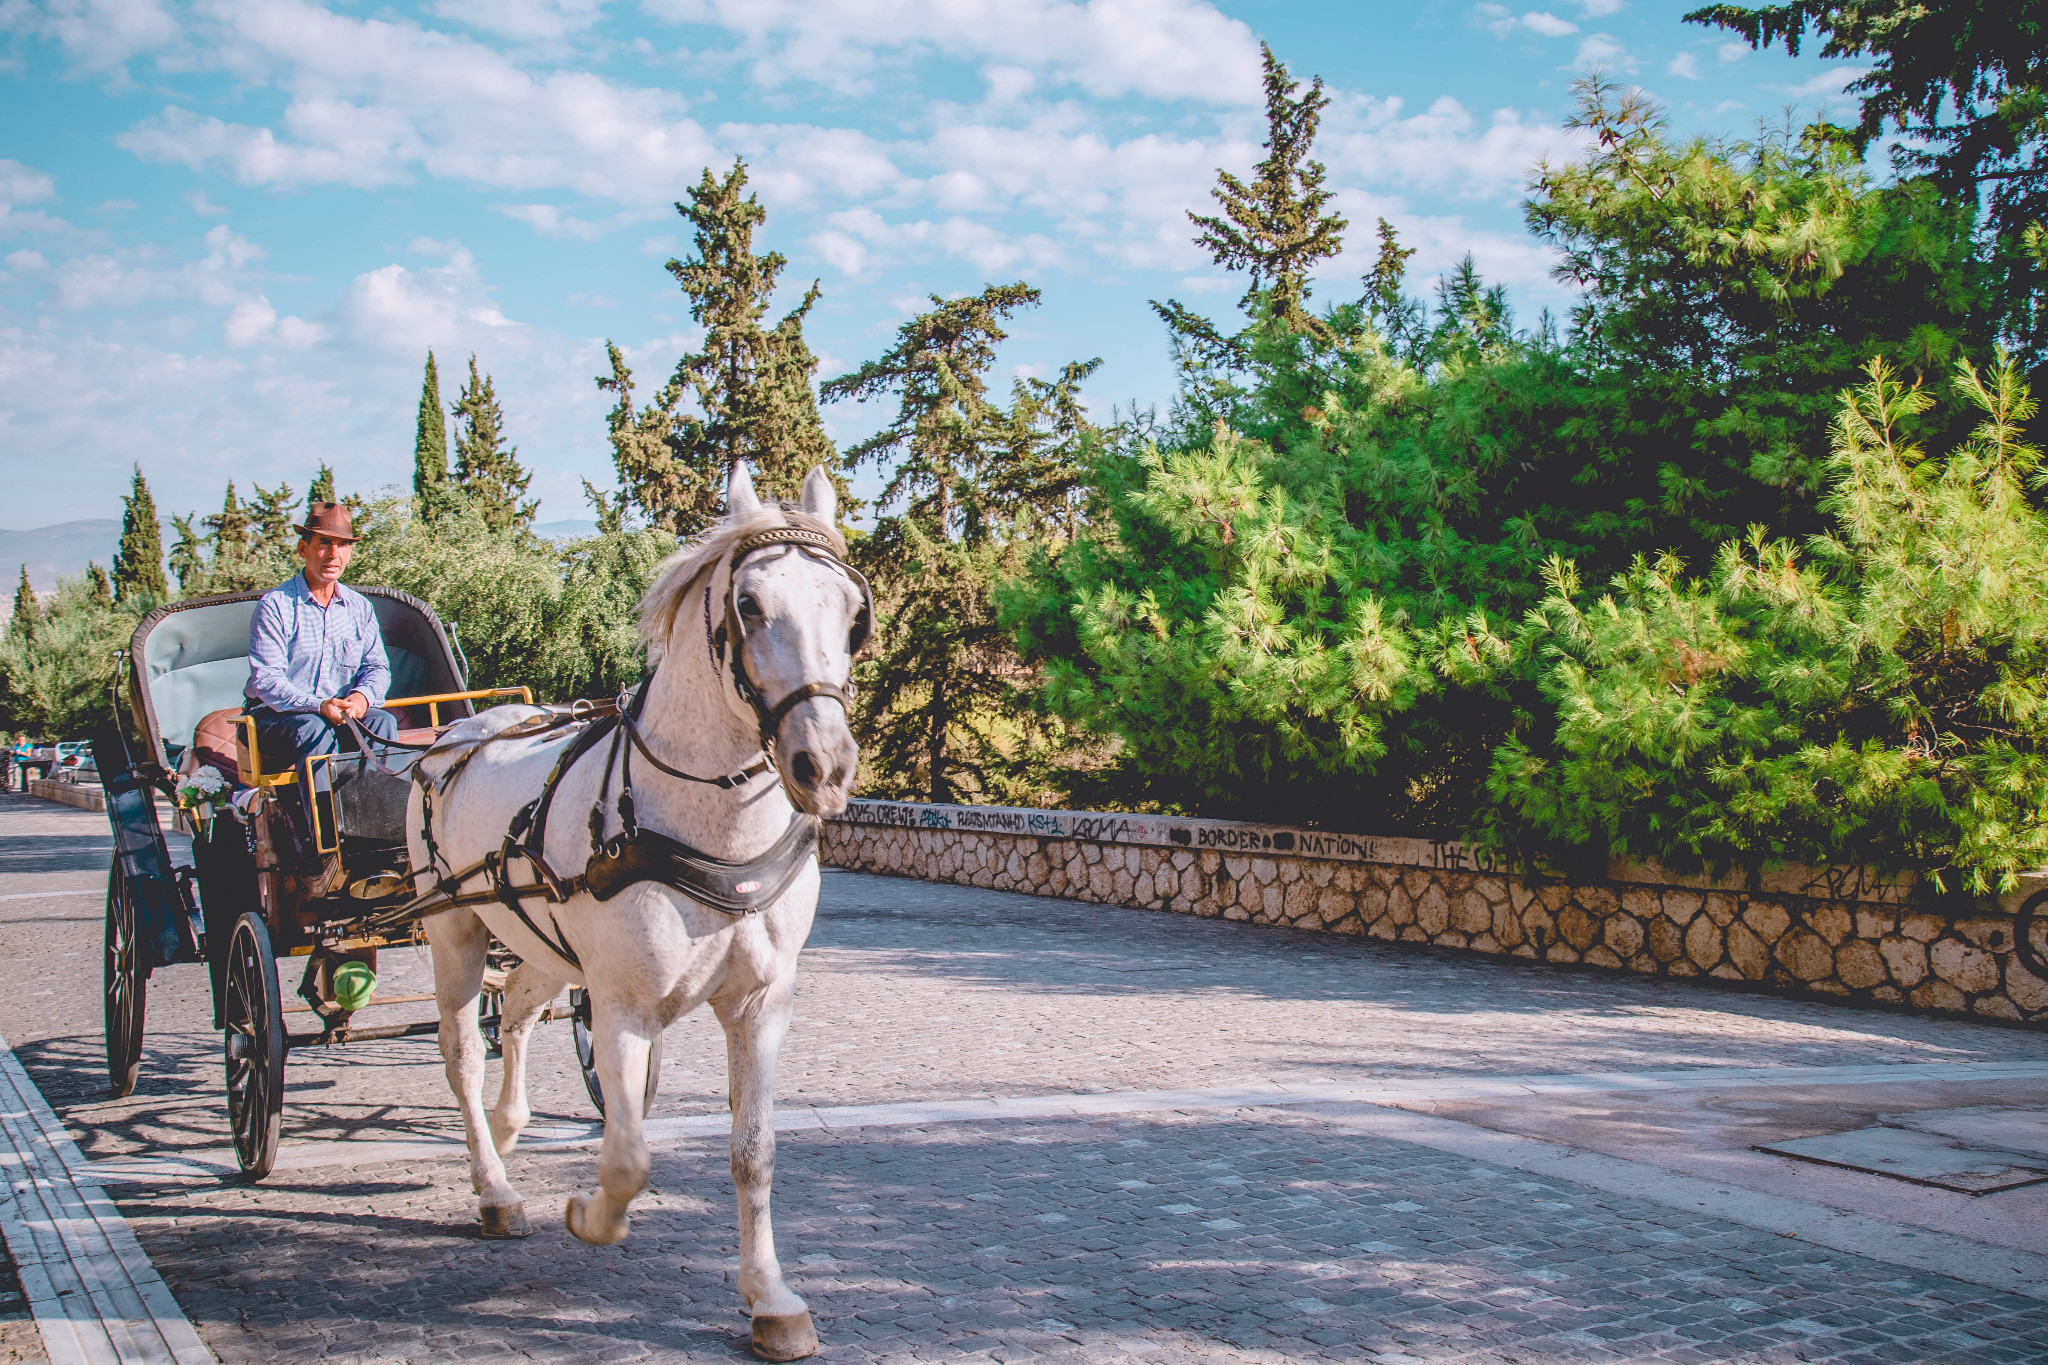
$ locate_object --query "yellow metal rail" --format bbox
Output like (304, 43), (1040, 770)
(235, 686), (535, 788)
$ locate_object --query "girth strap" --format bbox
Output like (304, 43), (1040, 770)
(585, 812), (818, 914)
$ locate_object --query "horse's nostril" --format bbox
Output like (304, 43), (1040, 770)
(790, 750), (820, 787)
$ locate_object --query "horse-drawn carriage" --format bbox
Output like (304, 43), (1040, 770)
(93, 584), (598, 1179)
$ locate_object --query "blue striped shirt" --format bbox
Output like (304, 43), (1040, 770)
(244, 574), (390, 714)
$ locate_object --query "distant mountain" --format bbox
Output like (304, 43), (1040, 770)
(533, 518), (599, 542)
(0, 520), (120, 599)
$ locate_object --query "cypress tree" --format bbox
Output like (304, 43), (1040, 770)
(601, 157), (839, 535)
(86, 562), (112, 606)
(414, 351), (454, 520)
(10, 566), (39, 635)
(111, 464), (166, 603)
(452, 355), (538, 531)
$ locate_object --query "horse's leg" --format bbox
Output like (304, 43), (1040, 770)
(489, 959), (564, 1157)
(564, 996), (653, 1246)
(715, 985), (816, 1359)
(425, 911), (528, 1238)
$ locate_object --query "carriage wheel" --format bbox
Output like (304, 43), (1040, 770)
(223, 912), (286, 1180)
(569, 987), (604, 1117)
(103, 855), (146, 1098)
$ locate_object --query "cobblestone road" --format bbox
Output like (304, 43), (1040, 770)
(4, 792), (2048, 1363)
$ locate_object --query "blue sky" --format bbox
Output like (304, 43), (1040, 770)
(0, 0), (1865, 532)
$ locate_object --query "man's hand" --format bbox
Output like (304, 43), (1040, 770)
(318, 698), (349, 726)
(343, 692), (371, 721)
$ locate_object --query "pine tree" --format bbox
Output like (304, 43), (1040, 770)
(601, 158), (840, 534)
(451, 355), (538, 531)
(85, 562), (112, 606)
(10, 566), (39, 636)
(111, 464), (166, 604)
(413, 351), (455, 521)
(167, 514), (206, 594)
(204, 482), (250, 582)
(248, 482), (297, 558)
(1182, 43), (1347, 341)
(308, 464), (336, 509)
(824, 282), (1043, 541)
(823, 284), (1093, 803)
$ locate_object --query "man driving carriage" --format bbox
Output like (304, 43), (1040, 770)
(243, 502), (401, 768)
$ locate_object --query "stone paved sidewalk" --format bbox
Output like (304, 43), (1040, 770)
(5, 792), (2048, 1363)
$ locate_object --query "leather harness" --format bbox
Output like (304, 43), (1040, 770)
(366, 522), (870, 968)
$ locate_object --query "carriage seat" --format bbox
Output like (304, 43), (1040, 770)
(191, 707), (440, 787)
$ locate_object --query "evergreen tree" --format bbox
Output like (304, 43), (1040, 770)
(414, 350), (455, 521)
(451, 355), (538, 531)
(1186, 43), (1346, 338)
(111, 465), (166, 603)
(308, 464), (336, 509)
(167, 514), (206, 594)
(85, 562), (112, 606)
(10, 566), (39, 635)
(203, 482), (254, 589)
(248, 482), (297, 558)
(601, 158), (840, 534)
(825, 282), (1042, 540)
(823, 284), (1093, 803)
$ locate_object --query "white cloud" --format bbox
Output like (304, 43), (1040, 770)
(5, 0), (178, 72)
(1573, 33), (1630, 69)
(1779, 66), (1868, 98)
(1718, 40), (1749, 62)
(809, 206), (1065, 278)
(184, 188), (230, 216)
(5, 249), (49, 272)
(338, 243), (519, 354)
(647, 0), (1264, 105)
(429, 0), (606, 41)
(0, 159), (66, 234)
(50, 223), (264, 310)
(1575, 0), (1623, 15)
(223, 295), (278, 346)
(1474, 5), (1577, 39)
(1324, 94), (1580, 201)
(495, 203), (649, 240)
(1520, 12), (1578, 38)
(1667, 52), (1699, 80)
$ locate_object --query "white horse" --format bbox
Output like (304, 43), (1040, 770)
(407, 463), (863, 1361)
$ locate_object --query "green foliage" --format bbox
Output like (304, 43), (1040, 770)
(451, 355), (538, 531)
(112, 465), (166, 604)
(1008, 75), (2000, 840)
(0, 570), (139, 738)
(413, 350), (456, 522)
(193, 480), (294, 594)
(1479, 356), (2048, 892)
(307, 464), (336, 508)
(1185, 43), (1346, 342)
(824, 284), (1099, 803)
(349, 495), (674, 701)
(10, 567), (38, 634)
(602, 159), (839, 534)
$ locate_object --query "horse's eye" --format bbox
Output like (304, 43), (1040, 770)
(737, 594), (763, 618)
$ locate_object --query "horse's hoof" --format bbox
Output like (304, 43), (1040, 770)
(750, 1311), (819, 1361)
(563, 1192), (627, 1245)
(479, 1201), (530, 1238)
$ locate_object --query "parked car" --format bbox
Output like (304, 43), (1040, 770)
(54, 741), (97, 781)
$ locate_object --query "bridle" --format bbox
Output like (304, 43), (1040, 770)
(702, 523), (874, 768)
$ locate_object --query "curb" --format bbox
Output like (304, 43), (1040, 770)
(23, 782), (105, 814)
(0, 1034), (214, 1364)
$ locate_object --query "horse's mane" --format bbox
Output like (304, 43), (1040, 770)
(637, 502), (848, 661)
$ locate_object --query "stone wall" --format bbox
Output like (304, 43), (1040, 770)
(821, 800), (2048, 1028)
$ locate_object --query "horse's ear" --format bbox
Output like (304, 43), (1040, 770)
(727, 461), (761, 519)
(799, 465), (837, 522)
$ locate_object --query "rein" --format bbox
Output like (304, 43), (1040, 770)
(373, 518), (868, 966)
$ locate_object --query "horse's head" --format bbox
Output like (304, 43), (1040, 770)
(690, 463), (866, 816)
